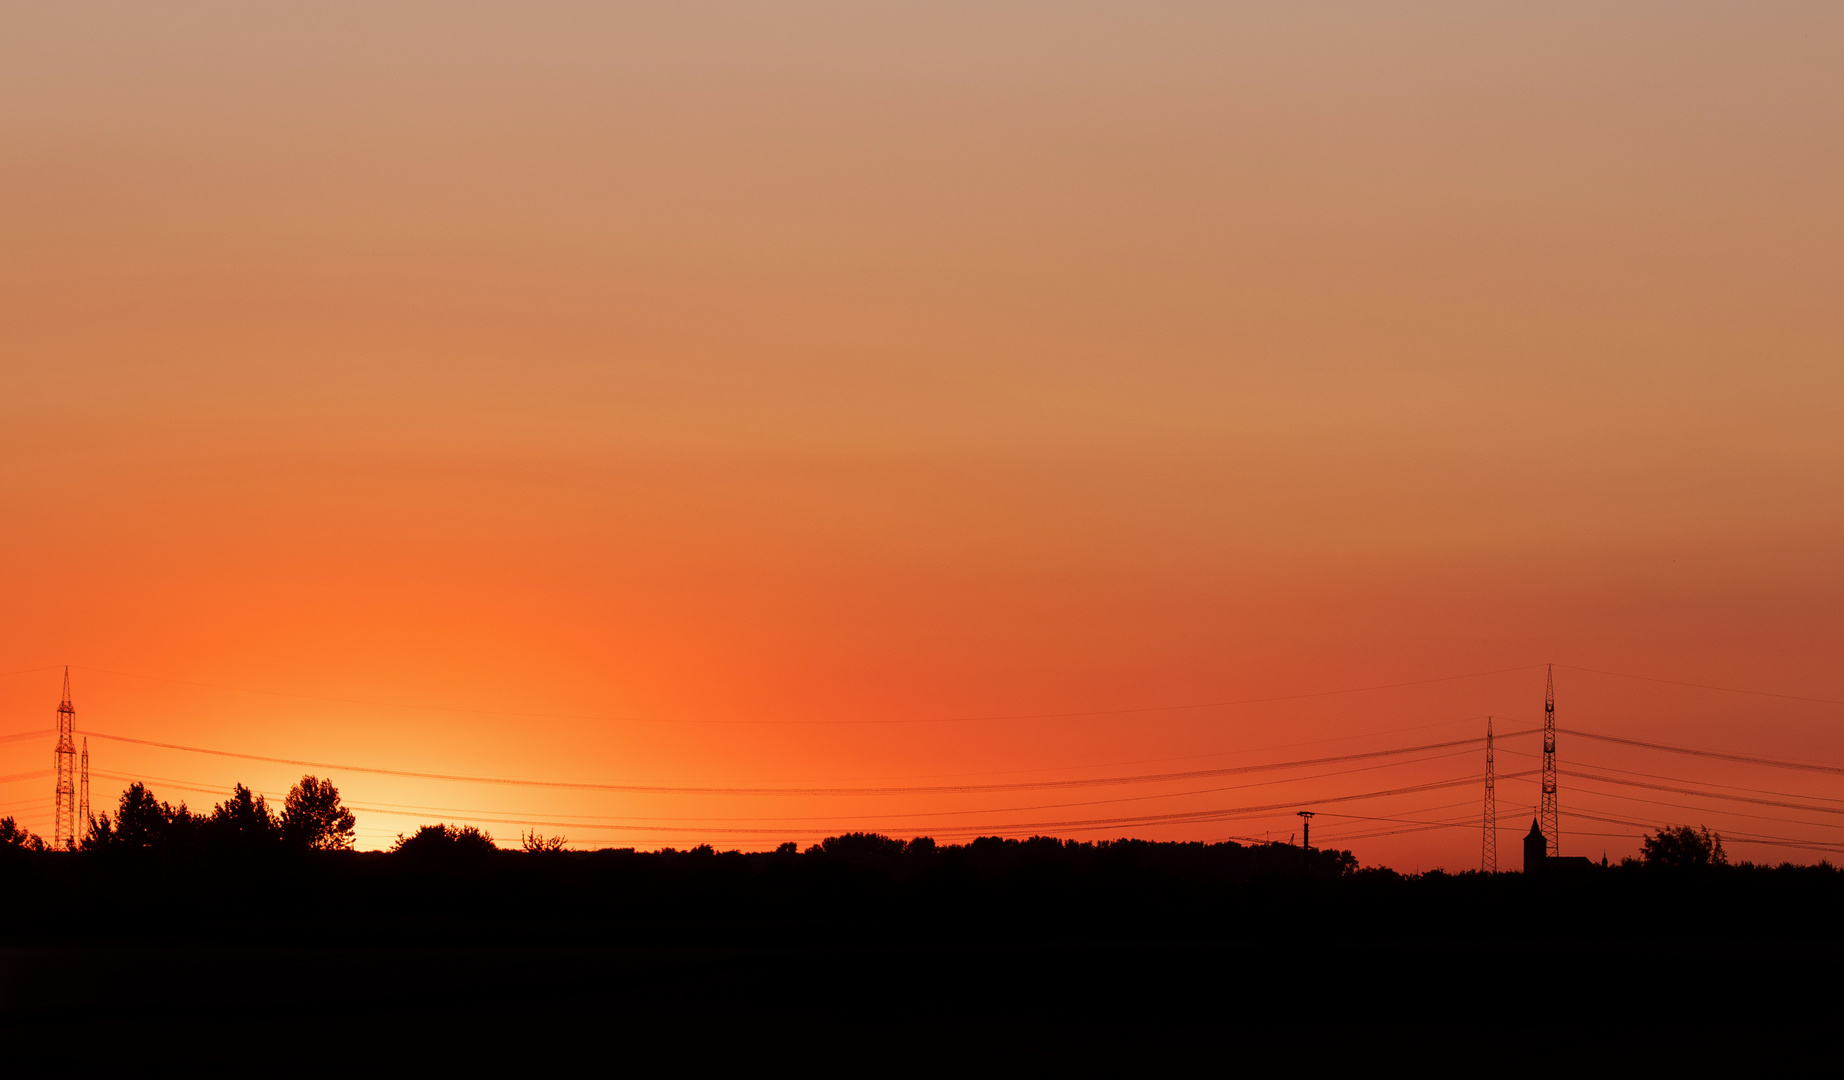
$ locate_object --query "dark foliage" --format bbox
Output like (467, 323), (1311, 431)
(522, 830), (568, 853)
(105, 782), (183, 850)
(1641, 824), (1727, 868)
(4, 783), (1837, 958)
(392, 823), (498, 860)
(209, 784), (280, 854)
(0, 815), (46, 851)
(78, 776), (355, 862)
(281, 775), (358, 851)
(816, 831), (909, 858)
(0, 792), (1834, 1076)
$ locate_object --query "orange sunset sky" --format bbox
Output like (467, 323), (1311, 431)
(2, 3), (1841, 867)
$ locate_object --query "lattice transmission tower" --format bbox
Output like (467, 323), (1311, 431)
(1540, 664), (1558, 856)
(1481, 716), (1496, 873)
(53, 667), (77, 849)
(79, 737), (91, 836)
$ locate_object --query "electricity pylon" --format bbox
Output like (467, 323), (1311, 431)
(53, 668), (77, 849)
(1540, 664), (1558, 857)
(79, 737), (91, 840)
(1482, 716), (1496, 873)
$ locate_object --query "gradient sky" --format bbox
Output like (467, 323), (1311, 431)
(3, 2), (1841, 866)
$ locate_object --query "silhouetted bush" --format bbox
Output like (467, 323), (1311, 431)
(392, 824), (498, 860)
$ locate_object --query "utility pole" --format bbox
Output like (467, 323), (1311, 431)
(1482, 716), (1496, 873)
(1540, 664), (1558, 857)
(53, 668), (77, 849)
(1297, 810), (1314, 873)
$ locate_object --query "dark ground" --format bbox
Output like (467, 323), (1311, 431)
(2, 936), (1836, 1076)
(1, 840), (1838, 1076)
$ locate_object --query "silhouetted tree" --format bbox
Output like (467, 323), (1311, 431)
(208, 784), (280, 855)
(280, 775), (357, 851)
(1642, 825), (1727, 868)
(110, 783), (172, 849)
(521, 830), (567, 853)
(0, 816), (44, 851)
(81, 812), (115, 850)
(73, 783), (201, 852)
(818, 832), (907, 859)
(392, 824), (497, 859)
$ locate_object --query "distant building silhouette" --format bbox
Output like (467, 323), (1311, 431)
(1523, 818), (1594, 874)
(1523, 819), (1546, 873)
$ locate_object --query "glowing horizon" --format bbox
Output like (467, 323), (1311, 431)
(3, 3), (1841, 868)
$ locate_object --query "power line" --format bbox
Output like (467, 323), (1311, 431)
(1556, 777), (1844, 835)
(86, 747), (1482, 833)
(1557, 663), (1844, 708)
(0, 665), (62, 680)
(84, 730), (1525, 798)
(92, 767), (1521, 839)
(1497, 770), (1844, 837)
(907, 772), (1527, 838)
(1560, 770), (1844, 825)
(1561, 808), (1844, 856)
(1498, 768), (1844, 833)
(1561, 728), (1844, 775)
(0, 716), (1503, 787)
(1498, 746), (1844, 806)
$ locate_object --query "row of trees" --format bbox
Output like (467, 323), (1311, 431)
(0, 775), (356, 854)
(0, 780), (1742, 870)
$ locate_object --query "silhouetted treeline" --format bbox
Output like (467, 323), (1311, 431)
(0, 776), (356, 858)
(1, 782), (1837, 946)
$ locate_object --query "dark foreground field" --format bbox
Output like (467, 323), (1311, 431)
(1, 838), (1838, 1076)
(3, 938), (1837, 1076)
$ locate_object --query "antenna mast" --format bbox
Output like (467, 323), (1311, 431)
(1482, 716), (1496, 873)
(1540, 664), (1558, 856)
(53, 667), (77, 849)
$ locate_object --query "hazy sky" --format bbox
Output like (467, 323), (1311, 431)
(3, 3), (1840, 864)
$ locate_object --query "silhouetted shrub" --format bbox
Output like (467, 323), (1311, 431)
(392, 824), (498, 860)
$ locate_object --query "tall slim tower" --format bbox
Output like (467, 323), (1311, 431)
(1540, 664), (1558, 856)
(1482, 716), (1497, 873)
(79, 737), (91, 836)
(53, 667), (77, 849)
